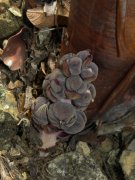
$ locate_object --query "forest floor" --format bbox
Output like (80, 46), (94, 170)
(0, 0), (135, 179)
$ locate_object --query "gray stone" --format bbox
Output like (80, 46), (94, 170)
(47, 142), (107, 180)
(0, 110), (17, 150)
(0, 1), (22, 39)
(127, 139), (135, 151)
(0, 87), (19, 120)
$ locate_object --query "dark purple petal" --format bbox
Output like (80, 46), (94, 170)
(77, 50), (92, 61)
(67, 57), (82, 75)
(63, 111), (87, 134)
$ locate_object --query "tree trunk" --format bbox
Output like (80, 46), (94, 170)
(62, 0), (135, 120)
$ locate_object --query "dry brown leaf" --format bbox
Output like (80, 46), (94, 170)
(43, 0), (70, 17)
(26, 7), (56, 28)
(8, 80), (23, 90)
(47, 54), (57, 72)
(43, 1), (57, 16)
(17, 93), (25, 112)
(2, 40), (8, 49)
(41, 62), (46, 75)
(8, 81), (15, 89)
(0, 48), (3, 57)
(24, 86), (34, 109)
(57, 0), (70, 17)
(0, 156), (23, 180)
(26, 6), (68, 28)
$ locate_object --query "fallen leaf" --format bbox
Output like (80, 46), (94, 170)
(17, 93), (25, 112)
(47, 53), (57, 72)
(43, 1), (57, 16)
(8, 80), (23, 90)
(24, 86), (34, 109)
(0, 48), (3, 57)
(26, 6), (68, 28)
(41, 62), (46, 75)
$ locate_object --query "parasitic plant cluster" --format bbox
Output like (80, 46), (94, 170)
(31, 50), (98, 149)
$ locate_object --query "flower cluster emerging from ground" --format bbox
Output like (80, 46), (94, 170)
(31, 50), (98, 150)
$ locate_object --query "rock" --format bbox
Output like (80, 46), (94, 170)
(107, 149), (119, 166)
(0, 110), (17, 150)
(100, 138), (113, 153)
(0, 87), (19, 119)
(47, 141), (107, 180)
(76, 141), (91, 156)
(127, 139), (135, 151)
(0, 1), (22, 39)
(120, 139), (135, 179)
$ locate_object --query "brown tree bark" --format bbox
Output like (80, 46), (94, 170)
(62, 0), (135, 121)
